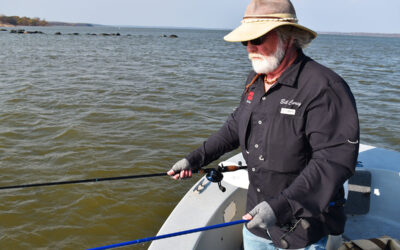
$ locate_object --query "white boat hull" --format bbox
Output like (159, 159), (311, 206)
(149, 144), (400, 249)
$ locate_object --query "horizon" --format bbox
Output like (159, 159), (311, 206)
(1, 0), (400, 34)
(2, 20), (400, 37)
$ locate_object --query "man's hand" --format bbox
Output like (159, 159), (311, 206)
(167, 158), (192, 180)
(243, 201), (276, 229)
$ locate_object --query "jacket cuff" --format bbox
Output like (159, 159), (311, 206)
(267, 195), (293, 225)
(185, 150), (203, 170)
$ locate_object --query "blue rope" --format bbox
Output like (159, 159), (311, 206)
(87, 219), (249, 250)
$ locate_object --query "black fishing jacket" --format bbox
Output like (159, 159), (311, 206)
(186, 50), (360, 248)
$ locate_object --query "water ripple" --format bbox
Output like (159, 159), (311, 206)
(0, 27), (399, 249)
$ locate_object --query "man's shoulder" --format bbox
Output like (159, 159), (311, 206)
(302, 56), (345, 85)
(300, 56), (356, 103)
(298, 57), (347, 90)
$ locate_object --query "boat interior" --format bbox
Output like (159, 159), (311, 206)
(149, 144), (400, 249)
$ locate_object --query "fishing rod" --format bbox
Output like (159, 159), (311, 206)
(87, 219), (249, 250)
(0, 163), (247, 191)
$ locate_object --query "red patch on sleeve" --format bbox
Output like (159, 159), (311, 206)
(247, 91), (254, 101)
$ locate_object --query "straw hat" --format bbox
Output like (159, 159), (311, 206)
(224, 0), (317, 42)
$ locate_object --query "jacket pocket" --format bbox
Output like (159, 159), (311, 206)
(264, 114), (307, 173)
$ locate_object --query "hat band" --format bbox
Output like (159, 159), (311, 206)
(242, 16), (298, 24)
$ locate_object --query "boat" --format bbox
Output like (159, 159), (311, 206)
(149, 144), (400, 249)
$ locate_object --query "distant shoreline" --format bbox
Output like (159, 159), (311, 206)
(1, 22), (399, 38)
(47, 21), (94, 27)
(0, 22), (94, 27)
(0, 15), (94, 27)
(318, 31), (400, 38)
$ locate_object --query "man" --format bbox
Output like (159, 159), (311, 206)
(168, 0), (359, 249)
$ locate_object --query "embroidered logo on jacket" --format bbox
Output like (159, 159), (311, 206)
(280, 99), (301, 115)
(280, 98), (301, 107)
(247, 91), (254, 104)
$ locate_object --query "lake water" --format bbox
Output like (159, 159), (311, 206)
(0, 26), (399, 249)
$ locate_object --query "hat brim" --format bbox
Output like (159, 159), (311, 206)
(224, 21), (317, 42)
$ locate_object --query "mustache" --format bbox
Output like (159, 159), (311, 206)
(248, 53), (267, 60)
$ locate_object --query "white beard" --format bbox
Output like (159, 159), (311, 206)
(248, 40), (285, 74)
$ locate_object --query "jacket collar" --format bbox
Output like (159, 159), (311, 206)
(276, 49), (308, 87)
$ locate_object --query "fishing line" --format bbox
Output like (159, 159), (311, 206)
(87, 219), (249, 250)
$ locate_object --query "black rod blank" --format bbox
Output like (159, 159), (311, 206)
(0, 172), (168, 190)
(0, 165), (247, 191)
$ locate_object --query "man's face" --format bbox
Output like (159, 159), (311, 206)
(246, 30), (285, 74)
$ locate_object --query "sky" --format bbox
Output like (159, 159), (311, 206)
(1, 0), (400, 34)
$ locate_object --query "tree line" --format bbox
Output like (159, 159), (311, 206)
(0, 15), (48, 26)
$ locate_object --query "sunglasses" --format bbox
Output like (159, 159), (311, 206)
(241, 35), (267, 46)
